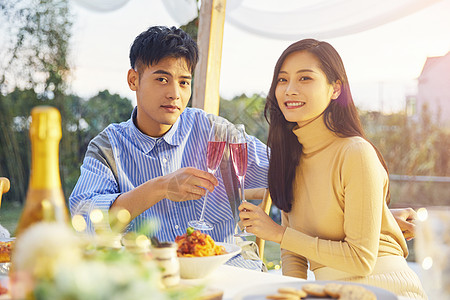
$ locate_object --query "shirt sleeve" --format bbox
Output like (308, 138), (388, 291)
(244, 134), (269, 189)
(280, 141), (386, 276)
(69, 135), (120, 234)
(280, 211), (309, 279)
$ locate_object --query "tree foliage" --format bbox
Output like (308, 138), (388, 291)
(360, 106), (449, 207)
(360, 106), (450, 177)
(0, 89), (133, 204)
(0, 0), (73, 98)
(219, 94), (269, 144)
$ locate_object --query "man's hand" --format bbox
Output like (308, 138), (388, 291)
(164, 167), (218, 202)
(391, 208), (417, 241)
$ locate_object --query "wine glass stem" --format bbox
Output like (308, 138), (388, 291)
(198, 169), (216, 223)
(239, 176), (245, 203)
(198, 190), (209, 223)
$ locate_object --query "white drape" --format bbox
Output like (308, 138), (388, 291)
(72, 0), (130, 12)
(161, 0), (199, 25)
(225, 0), (444, 40)
(72, 0), (444, 40)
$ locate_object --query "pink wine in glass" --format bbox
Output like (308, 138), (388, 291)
(207, 141), (226, 172)
(230, 143), (248, 177)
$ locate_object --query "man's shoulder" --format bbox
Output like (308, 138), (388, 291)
(89, 119), (132, 150)
(182, 107), (207, 120)
(180, 107), (215, 130)
(182, 107), (232, 125)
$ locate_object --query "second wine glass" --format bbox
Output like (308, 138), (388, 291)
(188, 121), (227, 231)
(230, 124), (254, 237)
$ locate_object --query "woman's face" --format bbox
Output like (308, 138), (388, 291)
(275, 50), (339, 127)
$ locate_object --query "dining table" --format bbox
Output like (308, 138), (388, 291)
(181, 265), (303, 299)
(0, 264), (417, 299)
(181, 265), (415, 300)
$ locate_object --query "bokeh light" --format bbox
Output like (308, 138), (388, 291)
(417, 207), (428, 222)
(89, 209), (104, 224)
(116, 209), (131, 224)
(421, 256), (433, 270)
(71, 214), (87, 232)
(136, 235), (150, 249)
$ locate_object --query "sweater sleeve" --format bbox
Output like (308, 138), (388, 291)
(280, 211), (308, 279)
(280, 141), (386, 276)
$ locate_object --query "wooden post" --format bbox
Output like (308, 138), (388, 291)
(192, 0), (227, 116)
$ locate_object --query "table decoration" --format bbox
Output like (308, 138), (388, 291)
(8, 212), (203, 300)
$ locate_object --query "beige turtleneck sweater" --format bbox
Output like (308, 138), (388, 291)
(280, 116), (408, 279)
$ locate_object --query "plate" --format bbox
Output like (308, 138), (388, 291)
(178, 242), (241, 279)
(0, 238), (14, 243)
(234, 280), (398, 300)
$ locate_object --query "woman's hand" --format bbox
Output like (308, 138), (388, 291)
(390, 208), (417, 241)
(239, 202), (286, 244)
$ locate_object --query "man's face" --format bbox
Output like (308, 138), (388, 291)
(128, 57), (192, 137)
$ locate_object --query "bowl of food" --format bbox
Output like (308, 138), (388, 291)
(175, 229), (241, 279)
(0, 238), (14, 275)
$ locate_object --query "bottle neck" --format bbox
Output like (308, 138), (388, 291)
(30, 138), (61, 189)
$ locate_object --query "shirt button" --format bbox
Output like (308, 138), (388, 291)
(162, 158), (167, 163)
(174, 225), (179, 230)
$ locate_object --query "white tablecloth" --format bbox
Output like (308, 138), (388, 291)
(180, 265), (303, 299)
(180, 265), (413, 300)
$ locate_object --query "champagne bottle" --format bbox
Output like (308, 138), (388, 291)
(15, 106), (69, 236)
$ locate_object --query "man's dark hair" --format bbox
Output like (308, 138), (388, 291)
(129, 26), (199, 74)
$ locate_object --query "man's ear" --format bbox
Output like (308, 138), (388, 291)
(331, 80), (342, 100)
(127, 68), (138, 91)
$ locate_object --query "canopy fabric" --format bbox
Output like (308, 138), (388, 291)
(224, 0), (444, 40)
(73, 0), (444, 40)
(72, 0), (130, 12)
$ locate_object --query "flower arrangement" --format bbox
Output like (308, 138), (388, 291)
(10, 210), (203, 300)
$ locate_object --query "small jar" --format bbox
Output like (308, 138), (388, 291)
(151, 242), (180, 287)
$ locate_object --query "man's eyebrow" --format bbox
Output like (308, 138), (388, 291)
(152, 70), (172, 76)
(152, 70), (192, 79)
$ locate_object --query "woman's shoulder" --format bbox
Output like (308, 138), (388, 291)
(338, 135), (371, 147)
(336, 136), (377, 157)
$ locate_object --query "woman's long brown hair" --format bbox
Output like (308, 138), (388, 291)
(264, 39), (390, 212)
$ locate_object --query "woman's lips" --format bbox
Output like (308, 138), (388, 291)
(284, 101), (305, 109)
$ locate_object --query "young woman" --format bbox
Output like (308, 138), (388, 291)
(238, 39), (427, 299)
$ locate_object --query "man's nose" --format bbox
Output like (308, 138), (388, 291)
(167, 83), (181, 100)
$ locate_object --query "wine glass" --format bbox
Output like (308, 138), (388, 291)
(188, 121), (227, 230)
(230, 124), (254, 237)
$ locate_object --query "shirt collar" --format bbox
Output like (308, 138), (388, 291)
(128, 107), (184, 154)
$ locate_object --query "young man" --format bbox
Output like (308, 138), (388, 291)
(69, 26), (268, 270)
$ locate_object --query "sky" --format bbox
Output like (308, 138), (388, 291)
(57, 0), (450, 112)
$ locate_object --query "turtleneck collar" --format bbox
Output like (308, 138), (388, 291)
(292, 115), (338, 155)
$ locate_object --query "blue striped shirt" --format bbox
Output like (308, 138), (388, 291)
(69, 107), (269, 270)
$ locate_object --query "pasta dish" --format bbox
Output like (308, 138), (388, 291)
(175, 228), (226, 257)
(0, 240), (13, 263)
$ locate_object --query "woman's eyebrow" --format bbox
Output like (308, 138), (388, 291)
(278, 69), (316, 75)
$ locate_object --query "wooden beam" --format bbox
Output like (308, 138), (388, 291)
(192, 0), (227, 116)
